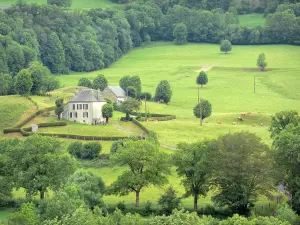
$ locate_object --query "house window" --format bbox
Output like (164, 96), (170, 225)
(70, 112), (72, 118)
(83, 104), (88, 109)
(83, 112), (88, 118)
(75, 112), (78, 118)
(77, 104), (82, 110)
(72, 104), (75, 110)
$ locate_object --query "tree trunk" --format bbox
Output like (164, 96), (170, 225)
(40, 190), (45, 200)
(106, 117), (109, 124)
(194, 194), (198, 211)
(135, 190), (140, 207)
(200, 117), (203, 126)
(58, 113), (61, 120)
(198, 85), (200, 103)
(126, 112), (130, 120)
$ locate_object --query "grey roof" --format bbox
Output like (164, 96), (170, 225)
(69, 89), (106, 103)
(106, 86), (126, 97)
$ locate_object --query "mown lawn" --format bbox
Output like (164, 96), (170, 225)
(0, 0), (114, 9)
(239, 13), (266, 28)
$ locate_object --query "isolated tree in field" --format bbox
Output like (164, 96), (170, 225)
(193, 99), (212, 126)
(15, 69), (33, 95)
(154, 80), (172, 103)
(220, 39), (232, 54)
(82, 142), (102, 160)
(269, 110), (300, 138)
(274, 125), (300, 214)
(109, 140), (170, 207)
(120, 98), (141, 120)
(29, 61), (52, 94)
(173, 23), (188, 45)
(67, 170), (105, 209)
(257, 53), (267, 71)
(47, 0), (72, 7)
(158, 186), (181, 215)
(196, 71), (208, 88)
(7, 135), (76, 200)
(55, 98), (64, 120)
(92, 74), (108, 91)
(102, 103), (114, 123)
(210, 132), (273, 216)
(78, 78), (92, 88)
(173, 141), (211, 210)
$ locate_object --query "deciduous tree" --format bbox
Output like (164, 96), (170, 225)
(154, 80), (172, 103)
(0, 73), (13, 95)
(220, 39), (232, 54)
(120, 98), (141, 120)
(15, 69), (33, 95)
(257, 53), (267, 71)
(92, 74), (108, 91)
(173, 23), (187, 45)
(78, 78), (92, 88)
(102, 103), (114, 123)
(196, 71), (208, 88)
(193, 99), (212, 126)
(109, 140), (170, 207)
(55, 98), (64, 120)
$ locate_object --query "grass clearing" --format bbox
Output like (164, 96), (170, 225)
(239, 13), (266, 28)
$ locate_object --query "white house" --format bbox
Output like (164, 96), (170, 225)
(63, 89), (107, 125)
(102, 86), (127, 104)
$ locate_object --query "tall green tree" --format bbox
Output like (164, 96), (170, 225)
(6, 42), (25, 75)
(220, 39), (232, 54)
(173, 23), (188, 45)
(154, 80), (172, 103)
(193, 99), (212, 126)
(158, 186), (181, 215)
(47, 0), (72, 7)
(109, 140), (170, 207)
(173, 141), (212, 210)
(92, 74), (108, 91)
(196, 71), (208, 88)
(7, 135), (76, 200)
(78, 78), (92, 88)
(119, 75), (142, 96)
(0, 73), (13, 95)
(8, 203), (39, 225)
(210, 132), (273, 216)
(273, 125), (300, 214)
(120, 98), (141, 120)
(55, 98), (64, 120)
(28, 61), (52, 94)
(269, 110), (300, 138)
(15, 69), (33, 95)
(257, 53), (267, 71)
(102, 103), (114, 123)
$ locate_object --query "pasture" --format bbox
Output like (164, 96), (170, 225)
(238, 13), (266, 28)
(0, 0), (114, 9)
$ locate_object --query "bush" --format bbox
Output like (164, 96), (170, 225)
(82, 142), (102, 160)
(3, 128), (21, 134)
(143, 201), (153, 216)
(158, 186), (181, 215)
(116, 201), (126, 212)
(139, 92), (152, 100)
(68, 141), (83, 158)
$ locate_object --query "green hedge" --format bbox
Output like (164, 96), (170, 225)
(130, 112), (176, 122)
(3, 128), (21, 134)
(13, 106), (56, 128)
(132, 118), (150, 134)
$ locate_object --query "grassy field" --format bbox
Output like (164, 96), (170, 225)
(0, 0), (114, 9)
(239, 13), (266, 28)
(57, 42), (300, 146)
(0, 96), (35, 132)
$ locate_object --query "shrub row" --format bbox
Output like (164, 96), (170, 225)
(3, 128), (21, 134)
(137, 115), (176, 122)
(13, 106), (55, 128)
(132, 118), (150, 134)
(4, 121), (66, 134)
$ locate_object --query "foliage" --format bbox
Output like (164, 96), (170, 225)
(154, 80), (172, 103)
(102, 103), (114, 123)
(139, 92), (152, 100)
(68, 141), (83, 158)
(55, 98), (64, 120)
(119, 75), (142, 96)
(273, 125), (300, 214)
(158, 186), (181, 215)
(82, 142), (102, 160)
(78, 78), (92, 88)
(47, 0), (72, 7)
(110, 136), (139, 154)
(29, 61), (52, 95)
(127, 86), (137, 98)
(193, 99), (212, 126)
(15, 69), (33, 95)
(220, 40), (232, 54)
(269, 110), (300, 138)
(0, 73), (13, 95)
(108, 140), (170, 207)
(120, 98), (141, 120)
(8, 203), (39, 225)
(196, 71), (208, 88)
(92, 74), (108, 91)
(173, 23), (188, 45)
(210, 132), (273, 216)
(275, 203), (298, 225)
(6, 135), (77, 200)
(257, 53), (267, 71)
(66, 170), (105, 209)
(174, 141), (212, 210)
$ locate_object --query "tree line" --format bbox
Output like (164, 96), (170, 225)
(0, 1), (299, 89)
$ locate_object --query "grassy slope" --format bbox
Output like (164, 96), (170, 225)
(239, 13), (266, 28)
(0, 96), (34, 132)
(58, 42), (300, 146)
(0, 0), (113, 9)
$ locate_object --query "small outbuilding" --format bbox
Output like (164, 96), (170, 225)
(31, 124), (38, 133)
(102, 86), (127, 104)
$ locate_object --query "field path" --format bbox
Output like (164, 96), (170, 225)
(195, 64), (214, 72)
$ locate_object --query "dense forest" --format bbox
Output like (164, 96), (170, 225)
(0, 0), (300, 93)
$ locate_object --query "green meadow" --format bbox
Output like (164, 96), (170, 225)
(238, 13), (266, 28)
(0, 0), (113, 9)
